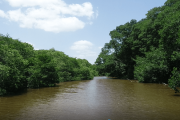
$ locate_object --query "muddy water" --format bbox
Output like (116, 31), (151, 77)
(0, 76), (180, 120)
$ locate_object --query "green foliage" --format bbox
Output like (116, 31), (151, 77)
(95, 0), (180, 93)
(76, 58), (98, 80)
(27, 50), (58, 88)
(95, 19), (137, 79)
(134, 47), (168, 83)
(2, 0), (180, 95)
(0, 38), (28, 94)
(0, 64), (9, 95)
(168, 67), (180, 93)
(0, 34), (98, 95)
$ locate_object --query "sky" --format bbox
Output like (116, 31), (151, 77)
(0, 0), (167, 64)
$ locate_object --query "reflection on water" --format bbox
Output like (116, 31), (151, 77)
(0, 76), (180, 120)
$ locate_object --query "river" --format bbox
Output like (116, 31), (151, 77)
(0, 76), (180, 120)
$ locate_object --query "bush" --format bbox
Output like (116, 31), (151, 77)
(168, 67), (180, 93)
(134, 47), (168, 83)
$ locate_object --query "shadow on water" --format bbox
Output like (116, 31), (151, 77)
(97, 76), (117, 79)
(173, 93), (180, 97)
(0, 85), (60, 97)
(0, 89), (28, 97)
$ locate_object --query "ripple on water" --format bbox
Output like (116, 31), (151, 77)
(0, 77), (180, 120)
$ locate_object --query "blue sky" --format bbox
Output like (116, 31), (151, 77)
(0, 0), (167, 64)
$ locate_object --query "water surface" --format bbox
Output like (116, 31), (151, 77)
(0, 77), (180, 120)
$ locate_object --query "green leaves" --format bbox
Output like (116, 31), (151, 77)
(168, 67), (180, 93)
(0, 37), (29, 94)
(0, 34), (98, 95)
(95, 0), (180, 90)
(134, 47), (168, 83)
(95, 19), (137, 78)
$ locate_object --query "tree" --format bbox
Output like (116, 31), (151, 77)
(134, 47), (168, 83)
(168, 67), (180, 93)
(95, 0), (180, 90)
(0, 34), (99, 95)
(0, 43), (28, 94)
(27, 50), (59, 88)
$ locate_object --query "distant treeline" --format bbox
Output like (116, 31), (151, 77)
(95, 0), (180, 92)
(0, 34), (98, 95)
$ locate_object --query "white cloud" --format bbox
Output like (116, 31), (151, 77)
(95, 8), (98, 18)
(70, 40), (97, 62)
(25, 41), (39, 50)
(71, 40), (93, 51)
(0, 0), (98, 32)
(0, 10), (7, 18)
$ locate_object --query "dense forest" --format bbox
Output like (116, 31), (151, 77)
(0, 34), (98, 95)
(95, 0), (180, 93)
(1, 0), (180, 95)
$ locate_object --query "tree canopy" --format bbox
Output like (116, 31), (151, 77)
(0, 34), (98, 95)
(95, 0), (180, 93)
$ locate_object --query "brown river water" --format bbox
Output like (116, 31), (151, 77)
(0, 76), (180, 120)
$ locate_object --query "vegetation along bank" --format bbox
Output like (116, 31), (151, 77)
(95, 0), (180, 93)
(1, 0), (180, 95)
(0, 34), (98, 95)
